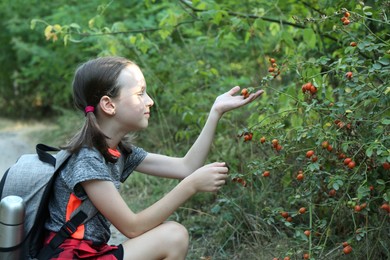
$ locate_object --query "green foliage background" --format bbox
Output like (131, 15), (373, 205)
(1, 0), (389, 259)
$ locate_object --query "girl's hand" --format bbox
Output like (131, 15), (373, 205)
(212, 86), (264, 116)
(183, 162), (229, 193)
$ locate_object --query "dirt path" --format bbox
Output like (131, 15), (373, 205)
(0, 120), (47, 177)
(0, 119), (127, 245)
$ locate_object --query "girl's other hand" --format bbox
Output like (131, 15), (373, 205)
(212, 86), (264, 116)
(183, 162), (229, 193)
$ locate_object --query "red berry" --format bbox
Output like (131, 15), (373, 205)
(348, 161), (356, 169)
(262, 171), (270, 177)
(344, 158), (352, 165)
(381, 203), (390, 212)
(343, 245), (352, 254)
(329, 189), (336, 197)
(306, 150), (315, 158)
(281, 211), (289, 218)
(345, 71), (353, 79)
(350, 42), (357, 47)
(383, 162), (390, 170)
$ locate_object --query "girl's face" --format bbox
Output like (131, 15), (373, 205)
(113, 64), (154, 131)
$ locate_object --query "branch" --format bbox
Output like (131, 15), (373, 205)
(70, 20), (196, 38)
(178, 0), (306, 29)
(178, 0), (338, 42)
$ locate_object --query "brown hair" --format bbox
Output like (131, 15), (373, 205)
(64, 56), (134, 162)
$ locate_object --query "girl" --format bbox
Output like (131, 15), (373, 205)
(43, 56), (263, 260)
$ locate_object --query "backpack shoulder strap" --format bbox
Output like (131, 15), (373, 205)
(37, 200), (98, 260)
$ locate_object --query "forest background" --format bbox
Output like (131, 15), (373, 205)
(0, 0), (389, 259)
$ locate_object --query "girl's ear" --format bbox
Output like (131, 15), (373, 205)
(99, 95), (116, 116)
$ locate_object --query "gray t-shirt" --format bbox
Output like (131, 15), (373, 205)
(45, 146), (147, 244)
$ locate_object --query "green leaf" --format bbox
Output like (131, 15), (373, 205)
(30, 19), (37, 30)
(376, 179), (385, 185)
(378, 57), (390, 65)
(366, 147), (374, 157)
(303, 28), (316, 49)
(382, 119), (390, 125)
(373, 63), (382, 70)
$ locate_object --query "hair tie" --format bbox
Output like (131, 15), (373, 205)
(85, 106), (95, 115)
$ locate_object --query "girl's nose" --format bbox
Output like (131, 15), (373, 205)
(146, 94), (154, 107)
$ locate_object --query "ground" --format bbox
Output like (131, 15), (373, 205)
(0, 118), (127, 245)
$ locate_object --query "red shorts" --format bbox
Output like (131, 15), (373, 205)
(43, 232), (124, 260)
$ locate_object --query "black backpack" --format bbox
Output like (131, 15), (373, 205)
(0, 144), (97, 260)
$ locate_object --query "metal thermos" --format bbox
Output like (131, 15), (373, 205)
(0, 195), (25, 260)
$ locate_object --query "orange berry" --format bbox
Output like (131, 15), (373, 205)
(281, 211), (289, 218)
(262, 171), (270, 177)
(272, 139), (279, 146)
(303, 253), (310, 259)
(321, 141), (329, 149)
(269, 58), (276, 64)
(241, 88), (248, 96)
(311, 155), (318, 162)
(275, 144), (283, 151)
(350, 42), (357, 47)
(299, 207), (306, 214)
(260, 136), (266, 143)
(268, 67), (275, 72)
(344, 11), (351, 18)
(345, 71), (353, 79)
(326, 145), (333, 152)
(309, 85), (317, 94)
(304, 230), (311, 237)
(286, 216), (293, 222)
(354, 205), (361, 212)
(297, 173), (304, 181)
(342, 242), (349, 247)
